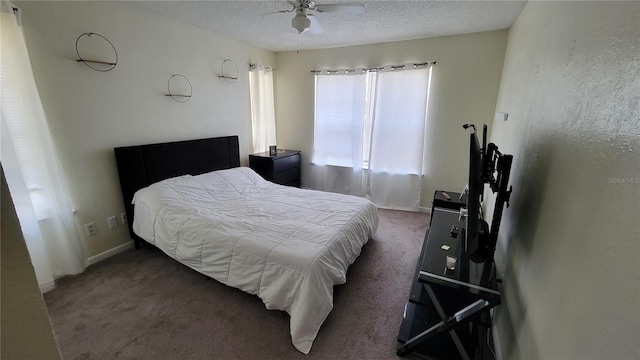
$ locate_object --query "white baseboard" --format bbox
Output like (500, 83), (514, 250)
(86, 241), (134, 266)
(40, 241), (134, 293)
(419, 206), (432, 214)
(39, 280), (56, 293)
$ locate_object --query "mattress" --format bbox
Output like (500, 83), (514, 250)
(132, 167), (379, 354)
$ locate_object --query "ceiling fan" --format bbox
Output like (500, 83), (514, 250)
(279, 0), (366, 34)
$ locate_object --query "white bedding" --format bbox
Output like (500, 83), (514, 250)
(132, 167), (378, 354)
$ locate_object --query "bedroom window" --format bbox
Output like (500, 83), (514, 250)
(313, 71), (367, 168)
(249, 64), (276, 153)
(312, 63), (433, 211)
(1, 4), (85, 289)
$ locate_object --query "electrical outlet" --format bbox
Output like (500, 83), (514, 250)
(120, 212), (127, 225)
(85, 222), (96, 236)
(107, 216), (117, 230)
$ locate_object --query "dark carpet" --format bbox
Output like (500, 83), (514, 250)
(43, 209), (429, 360)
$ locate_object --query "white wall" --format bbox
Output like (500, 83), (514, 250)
(488, 2), (640, 359)
(274, 31), (508, 208)
(15, 1), (275, 258)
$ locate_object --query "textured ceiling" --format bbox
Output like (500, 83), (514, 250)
(124, 0), (527, 52)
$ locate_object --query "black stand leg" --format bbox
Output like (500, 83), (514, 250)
(397, 285), (497, 357)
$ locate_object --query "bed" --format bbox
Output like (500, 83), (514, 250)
(113, 136), (379, 354)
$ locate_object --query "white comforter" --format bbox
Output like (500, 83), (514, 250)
(132, 167), (378, 354)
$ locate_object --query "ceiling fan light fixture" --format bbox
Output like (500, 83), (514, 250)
(291, 10), (311, 34)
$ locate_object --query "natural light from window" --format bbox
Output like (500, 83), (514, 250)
(312, 63), (433, 211)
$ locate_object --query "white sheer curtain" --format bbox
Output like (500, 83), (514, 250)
(368, 67), (431, 210)
(312, 65), (432, 211)
(1, 2), (85, 291)
(312, 72), (367, 196)
(249, 65), (276, 153)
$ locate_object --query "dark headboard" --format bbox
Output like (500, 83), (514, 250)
(114, 136), (240, 248)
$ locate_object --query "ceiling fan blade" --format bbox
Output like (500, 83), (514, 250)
(271, 2), (296, 14)
(315, 4), (365, 15)
(307, 14), (325, 34)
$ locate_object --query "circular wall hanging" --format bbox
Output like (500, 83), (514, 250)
(75, 32), (118, 72)
(165, 74), (192, 103)
(218, 59), (239, 84)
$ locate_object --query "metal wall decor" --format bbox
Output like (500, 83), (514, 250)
(75, 32), (118, 72)
(218, 59), (239, 83)
(165, 74), (192, 103)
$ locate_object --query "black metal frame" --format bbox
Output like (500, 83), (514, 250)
(397, 123), (513, 358)
(396, 262), (501, 358)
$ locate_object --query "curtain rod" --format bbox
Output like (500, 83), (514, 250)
(310, 61), (436, 74)
(249, 64), (275, 72)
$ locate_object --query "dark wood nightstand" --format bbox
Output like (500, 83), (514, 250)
(249, 150), (301, 187)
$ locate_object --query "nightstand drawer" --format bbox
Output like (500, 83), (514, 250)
(273, 153), (301, 173)
(274, 166), (300, 185)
